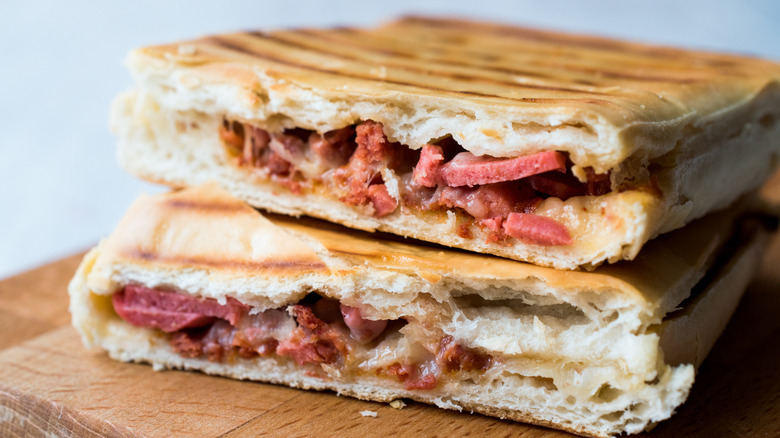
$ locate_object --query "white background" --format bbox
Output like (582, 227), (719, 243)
(1, 0), (779, 279)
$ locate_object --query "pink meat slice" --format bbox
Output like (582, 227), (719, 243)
(438, 182), (535, 220)
(340, 304), (388, 343)
(413, 144), (444, 187)
(367, 184), (398, 217)
(333, 121), (399, 217)
(502, 212), (572, 246)
(112, 285), (249, 333)
(480, 216), (504, 232)
(276, 305), (347, 366)
(438, 151), (566, 187)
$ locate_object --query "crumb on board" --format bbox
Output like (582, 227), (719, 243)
(359, 410), (378, 418)
(390, 399), (407, 410)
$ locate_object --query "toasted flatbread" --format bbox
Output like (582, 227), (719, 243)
(111, 17), (780, 269)
(70, 184), (772, 437)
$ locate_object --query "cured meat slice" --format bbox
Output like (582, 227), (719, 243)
(112, 285), (248, 332)
(503, 213), (572, 246)
(438, 151), (566, 187)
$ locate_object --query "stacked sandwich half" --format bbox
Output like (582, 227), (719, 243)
(69, 17), (780, 437)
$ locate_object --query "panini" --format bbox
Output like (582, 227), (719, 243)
(111, 17), (780, 269)
(70, 184), (774, 437)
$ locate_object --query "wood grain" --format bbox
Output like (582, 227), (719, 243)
(1, 171), (779, 437)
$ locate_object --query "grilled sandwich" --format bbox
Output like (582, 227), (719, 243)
(69, 184), (775, 437)
(111, 17), (780, 269)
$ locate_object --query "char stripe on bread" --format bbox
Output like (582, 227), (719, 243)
(127, 249), (327, 273)
(396, 16), (748, 67)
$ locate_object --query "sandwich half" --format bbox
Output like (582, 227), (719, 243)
(69, 184), (774, 437)
(111, 16), (780, 269)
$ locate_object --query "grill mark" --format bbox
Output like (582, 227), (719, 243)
(328, 248), (423, 264)
(399, 16), (739, 67)
(206, 35), (619, 107)
(303, 28), (706, 84)
(368, 30), (716, 83)
(300, 28), (549, 80)
(536, 63), (704, 83)
(164, 199), (247, 213)
(272, 30), (611, 94)
(416, 17), (668, 54)
(128, 249), (328, 272)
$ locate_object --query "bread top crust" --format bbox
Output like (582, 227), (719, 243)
(88, 184), (746, 320)
(89, 184), (329, 281)
(126, 16), (780, 172)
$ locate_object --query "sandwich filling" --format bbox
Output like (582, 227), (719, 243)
(219, 119), (616, 246)
(112, 285), (492, 391)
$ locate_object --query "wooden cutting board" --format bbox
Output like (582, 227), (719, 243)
(2, 173), (780, 437)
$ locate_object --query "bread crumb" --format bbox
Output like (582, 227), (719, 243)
(390, 399), (406, 409)
(359, 410), (378, 417)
